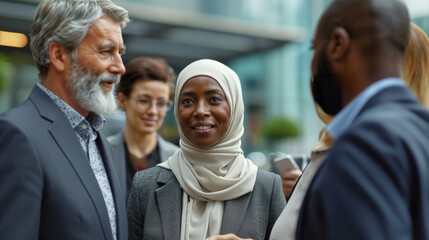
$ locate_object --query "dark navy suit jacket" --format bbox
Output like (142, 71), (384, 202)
(0, 86), (128, 240)
(296, 85), (429, 239)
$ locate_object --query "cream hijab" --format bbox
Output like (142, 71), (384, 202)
(159, 59), (258, 239)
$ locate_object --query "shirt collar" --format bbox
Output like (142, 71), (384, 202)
(327, 78), (406, 140)
(36, 83), (105, 131)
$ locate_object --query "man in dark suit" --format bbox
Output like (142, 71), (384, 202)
(0, 0), (129, 239)
(296, 0), (429, 239)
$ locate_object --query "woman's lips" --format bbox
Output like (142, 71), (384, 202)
(143, 118), (156, 126)
(192, 124), (215, 134)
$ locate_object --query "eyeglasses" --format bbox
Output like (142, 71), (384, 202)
(130, 97), (173, 112)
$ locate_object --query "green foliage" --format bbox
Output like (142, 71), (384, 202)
(262, 116), (299, 140)
(0, 53), (10, 93)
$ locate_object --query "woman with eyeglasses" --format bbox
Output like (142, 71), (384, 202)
(108, 57), (179, 202)
(127, 59), (285, 240)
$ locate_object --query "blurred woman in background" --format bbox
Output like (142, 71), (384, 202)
(403, 22), (429, 108)
(108, 57), (179, 201)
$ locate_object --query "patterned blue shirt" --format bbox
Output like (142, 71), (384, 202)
(37, 83), (117, 240)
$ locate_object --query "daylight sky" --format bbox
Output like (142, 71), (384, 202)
(403, 0), (429, 17)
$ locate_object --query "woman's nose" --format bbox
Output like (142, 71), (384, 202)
(193, 101), (209, 118)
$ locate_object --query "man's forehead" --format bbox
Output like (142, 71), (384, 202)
(83, 17), (124, 46)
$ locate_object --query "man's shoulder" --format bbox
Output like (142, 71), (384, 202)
(0, 99), (39, 128)
(351, 98), (429, 138)
(1, 85), (60, 124)
(355, 85), (429, 128)
(329, 97), (429, 172)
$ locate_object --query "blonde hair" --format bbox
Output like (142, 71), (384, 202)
(311, 127), (333, 153)
(315, 103), (334, 125)
(312, 103), (335, 152)
(403, 22), (429, 108)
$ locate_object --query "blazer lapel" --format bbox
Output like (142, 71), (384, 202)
(153, 165), (253, 238)
(98, 133), (127, 240)
(48, 118), (114, 240)
(31, 87), (114, 240)
(220, 192), (252, 234)
(155, 171), (182, 240)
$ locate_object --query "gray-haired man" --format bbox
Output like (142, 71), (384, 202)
(0, 1), (129, 239)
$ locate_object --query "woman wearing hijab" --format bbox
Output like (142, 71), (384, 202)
(127, 59), (286, 240)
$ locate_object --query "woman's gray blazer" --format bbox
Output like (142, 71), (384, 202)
(107, 132), (179, 202)
(128, 166), (286, 240)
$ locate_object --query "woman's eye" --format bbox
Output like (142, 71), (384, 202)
(181, 99), (194, 105)
(210, 96), (222, 102)
(137, 99), (149, 104)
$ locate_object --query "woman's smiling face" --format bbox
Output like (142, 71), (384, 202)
(178, 76), (231, 148)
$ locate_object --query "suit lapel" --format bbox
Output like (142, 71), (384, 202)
(155, 170), (182, 240)
(98, 133), (127, 240)
(220, 192), (252, 234)
(48, 117), (114, 240)
(31, 87), (114, 240)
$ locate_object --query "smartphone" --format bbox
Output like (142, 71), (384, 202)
(274, 154), (300, 173)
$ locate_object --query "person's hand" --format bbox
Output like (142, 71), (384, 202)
(281, 169), (302, 198)
(205, 233), (253, 240)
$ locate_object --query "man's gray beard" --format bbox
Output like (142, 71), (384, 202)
(67, 57), (119, 115)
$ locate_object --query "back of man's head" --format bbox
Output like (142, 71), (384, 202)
(318, 0), (410, 61)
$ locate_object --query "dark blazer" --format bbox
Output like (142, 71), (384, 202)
(128, 166), (286, 240)
(296, 85), (429, 240)
(0, 86), (127, 240)
(107, 132), (179, 202)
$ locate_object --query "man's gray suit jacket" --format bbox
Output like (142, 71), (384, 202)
(128, 166), (286, 240)
(0, 86), (128, 240)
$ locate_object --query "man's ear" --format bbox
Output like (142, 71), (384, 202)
(327, 27), (350, 62)
(117, 92), (127, 111)
(49, 41), (69, 72)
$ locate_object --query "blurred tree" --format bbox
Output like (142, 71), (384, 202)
(0, 53), (10, 93)
(262, 116), (299, 140)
